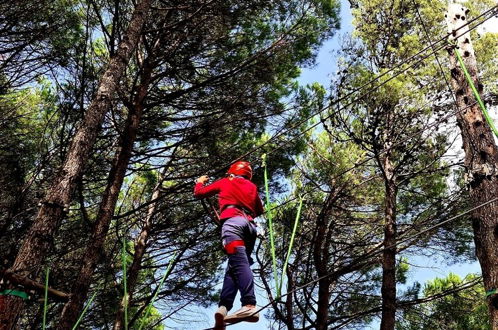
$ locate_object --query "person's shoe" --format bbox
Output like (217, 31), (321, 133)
(224, 305), (259, 323)
(214, 306), (227, 328)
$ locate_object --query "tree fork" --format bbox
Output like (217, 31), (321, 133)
(446, 4), (498, 328)
(0, 0), (152, 327)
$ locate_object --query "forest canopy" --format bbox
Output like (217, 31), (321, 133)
(1, 0), (498, 329)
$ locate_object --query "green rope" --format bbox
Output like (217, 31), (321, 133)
(455, 47), (498, 138)
(278, 197), (303, 296)
(71, 290), (97, 330)
(138, 252), (178, 330)
(43, 267), (49, 330)
(122, 237), (128, 330)
(0, 289), (28, 300)
(262, 153), (280, 298)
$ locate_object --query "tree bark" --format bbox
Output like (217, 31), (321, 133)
(284, 265), (295, 330)
(380, 164), (397, 330)
(313, 193), (334, 330)
(57, 55), (154, 329)
(0, 0), (152, 327)
(446, 4), (498, 329)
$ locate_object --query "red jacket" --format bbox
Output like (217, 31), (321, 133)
(194, 177), (264, 221)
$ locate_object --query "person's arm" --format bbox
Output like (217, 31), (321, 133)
(193, 176), (224, 198)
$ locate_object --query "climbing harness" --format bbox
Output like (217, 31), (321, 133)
(223, 204), (254, 218)
(224, 240), (246, 254)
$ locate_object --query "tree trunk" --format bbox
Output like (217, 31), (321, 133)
(57, 57), (153, 329)
(284, 265), (295, 330)
(314, 194), (333, 330)
(446, 4), (498, 329)
(315, 276), (331, 330)
(0, 0), (152, 327)
(380, 169), (397, 330)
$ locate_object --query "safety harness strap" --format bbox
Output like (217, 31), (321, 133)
(223, 204), (254, 217)
(224, 240), (245, 254)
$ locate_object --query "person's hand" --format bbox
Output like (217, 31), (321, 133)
(196, 175), (209, 184)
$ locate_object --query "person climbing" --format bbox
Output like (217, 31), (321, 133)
(194, 161), (264, 328)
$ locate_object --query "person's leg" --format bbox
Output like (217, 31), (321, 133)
(228, 246), (256, 306)
(222, 217), (257, 304)
(223, 245), (259, 323)
(216, 220), (243, 328)
(221, 217), (259, 323)
(218, 217), (245, 310)
(219, 264), (238, 311)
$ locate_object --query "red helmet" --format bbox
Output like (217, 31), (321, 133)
(227, 161), (252, 180)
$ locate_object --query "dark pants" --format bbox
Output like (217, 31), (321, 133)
(219, 216), (257, 310)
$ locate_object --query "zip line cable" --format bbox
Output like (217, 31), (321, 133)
(171, 5), (497, 182)
(112, 7), (497, 222)
(89, 7), (496, 330)
(299, 4), (496, 187)
(110, 7), (498, 327)
(265, 91), (477, 207)
(411, 0), (495, 158)
(234, 4), (497, 165)
(327, 98), (478, 184)
(111, 9), (496, 276)
(113, 16), (495, 309)
(251, 75), (480, 291)
(245, 6), (497, 165)
(411, 0), (458, 108)
(203, 118), (468, 329)
(105, 6), (498, 330)
(253, 100), (474, 245)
